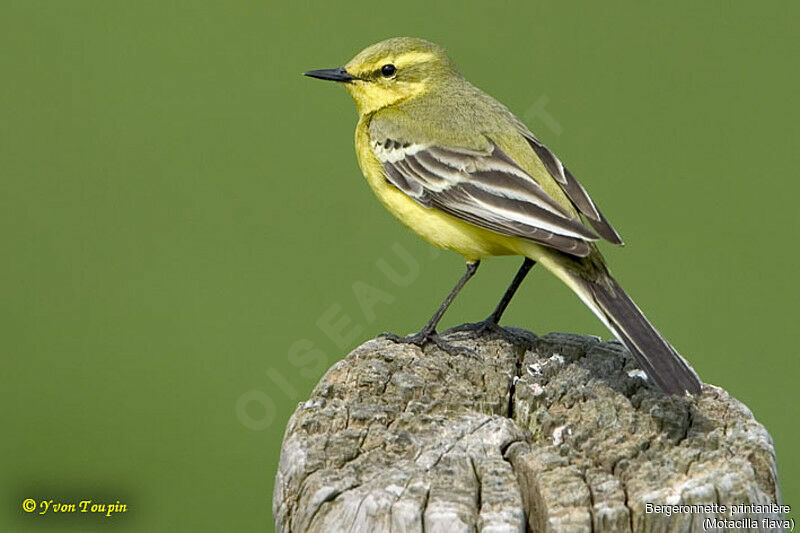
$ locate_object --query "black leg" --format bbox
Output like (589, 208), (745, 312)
(453, 257), (535, 335)
(383, 261), (480, 347)
(486, 257), (535, 325)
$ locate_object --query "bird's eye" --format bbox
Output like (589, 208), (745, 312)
(381, 64), (396, 77)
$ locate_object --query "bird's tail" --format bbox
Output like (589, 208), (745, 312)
(539, 255), (702, 395)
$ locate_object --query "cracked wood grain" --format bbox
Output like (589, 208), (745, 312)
(273, 327), (783, 532)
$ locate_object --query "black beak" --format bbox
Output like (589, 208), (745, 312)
(304, 67), (355, 83)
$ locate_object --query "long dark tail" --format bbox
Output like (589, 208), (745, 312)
(568, 268), (702, 395)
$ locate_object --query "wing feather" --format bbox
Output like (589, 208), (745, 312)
(523, 133), (623, 245)
(372, 136), (599, 257)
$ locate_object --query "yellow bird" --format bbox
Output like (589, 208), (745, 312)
(305, 37), (701, 394)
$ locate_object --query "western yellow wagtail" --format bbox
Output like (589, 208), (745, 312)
(305, 37), (701, 395)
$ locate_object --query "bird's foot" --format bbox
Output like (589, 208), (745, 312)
(380, 330), (479, 359)
(451, 317), (505, 337)
(450, 317), (525, 345)
(379, 330), (429, 346)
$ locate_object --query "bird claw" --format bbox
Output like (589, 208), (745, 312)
(451, 318), (504, 336)
(379, 330), (480, 359)
(449, 319), (526, 346)
(379, 331), (429, 346)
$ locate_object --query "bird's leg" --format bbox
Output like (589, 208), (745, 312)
(382, 261), (480, 351)
(486, 257), (536, 325)
(455, 257), (535, 335)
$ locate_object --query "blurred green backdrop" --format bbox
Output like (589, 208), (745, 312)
(2, 1), (798, 531)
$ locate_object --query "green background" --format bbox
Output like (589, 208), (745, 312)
(2, 1), (798, 531)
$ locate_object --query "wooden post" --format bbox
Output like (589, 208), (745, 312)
(273, 328), (783, 532)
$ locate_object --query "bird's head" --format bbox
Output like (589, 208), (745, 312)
(305, 37), (458, 115)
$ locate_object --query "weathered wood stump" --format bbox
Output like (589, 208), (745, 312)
(273, 327), (784, 532)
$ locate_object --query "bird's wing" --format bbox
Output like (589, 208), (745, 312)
(511, 120), (623, 245)
(368, 121), (600, 257)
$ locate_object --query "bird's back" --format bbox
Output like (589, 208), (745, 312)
(387, 79), (583, 221)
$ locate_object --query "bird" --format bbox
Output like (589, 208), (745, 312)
(304, 37), (701, 395)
